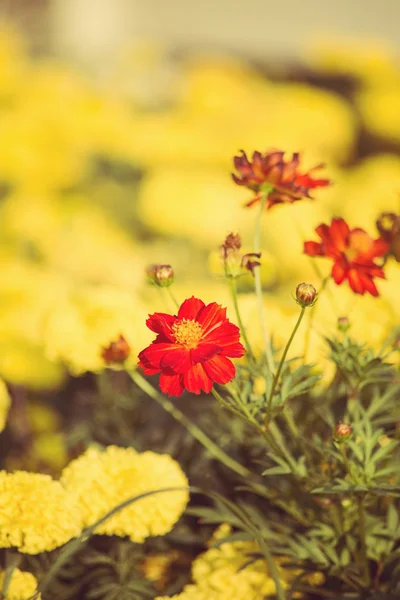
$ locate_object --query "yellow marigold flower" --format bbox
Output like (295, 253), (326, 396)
(44, 284), (152, 375)
(0, 378), (10, 432)
(156, 525), (297, 600)
(0, 568), (40, 600)
(0, 471), (83, 554)
(61, 446), (189, 543)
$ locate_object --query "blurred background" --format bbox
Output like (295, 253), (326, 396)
(1, 0), (400, 474)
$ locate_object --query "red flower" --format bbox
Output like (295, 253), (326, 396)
(138, 297), (245, 397)
(304, 218), (390, 296)
(232, 150), (330, 210)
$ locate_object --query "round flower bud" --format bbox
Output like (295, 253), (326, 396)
(334, 422), (352, 442)
(147, 265), (174, 287)
(102, 334), (130, 364)
(337, 316), (350, 333)
(295, 283), (317, 307)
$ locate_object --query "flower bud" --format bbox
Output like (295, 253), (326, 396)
(295, 283), (317, 307)
(334, 422), (352, 442)
(102, 335), (131, 364)
(146, 264), (174, 287)
(337, 316), (350, 333)
(220, 233), (242, 278)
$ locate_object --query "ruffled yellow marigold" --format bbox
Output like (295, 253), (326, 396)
(156, 525), (297, 600)
(0, 568), (40, 600)
(44, 284), (152, 375)
(0, 471), (83, 554)
(0, 378), (10, 432)
(61, 446), (189, 543)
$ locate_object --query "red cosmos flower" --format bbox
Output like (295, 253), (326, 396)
(138, 297), (245, 397)
(232, 150), (330, 210)
(304, 218), (390, 296)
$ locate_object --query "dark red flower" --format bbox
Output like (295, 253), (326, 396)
(304, 218), (390, 297)
(232, 150), (330, 210)
(102, 335), (131, 364)
(376, 212), (400, 262)
(138, 296), (245, 397)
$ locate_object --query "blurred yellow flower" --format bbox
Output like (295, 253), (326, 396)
(156, 524), (296, 600)
(0, 470), (83, 554)
(61, 446), (189, 543)
(137, 167), (256, 247)
(0, 25), (27, 99)
(338, 155), (400, 231)
(304, 37), (400, 86)
(357, 85), (400, 144)
(0, 340), (66, 391)
(44, 284), (152, 375)
(0, 568), (40, 600)
(0, 378), (10, 433)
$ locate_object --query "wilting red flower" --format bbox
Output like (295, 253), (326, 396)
(102, 335), (131, 364)
(304, 218), (390, 297)
(232, 150), (330, 210)
(376, 212), (400, 262)
(138, 297), (245, 397)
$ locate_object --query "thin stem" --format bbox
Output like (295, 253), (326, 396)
(230, 277), (255, 360)
(1, 552), (21, 600)
(266, 307), (306, 421)
(253, 195), (275, 373)
(357, 495), (371, 588)
(166, 286), (180, 310)
(130, 370), (252, 479)
(257, 538), (286, 600)
(303, 276), (330, 361)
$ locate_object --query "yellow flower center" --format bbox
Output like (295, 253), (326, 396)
(346, 231), (372, 261)
(172, 319), (203, 348)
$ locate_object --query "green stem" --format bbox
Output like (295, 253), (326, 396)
(253, 195), (275, 373)
(257, 538), (286, 600)
(303, 276), (329, 361)
(166, 286), (180, 310)
(266, 307), (306, 421)
(357, 495), (371, 588)
(130, 370), (252, 479)
(1, 552), (21, 600)
(230, 277), (255, 360)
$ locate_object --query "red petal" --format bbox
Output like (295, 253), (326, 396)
(202, 321), (245, 357)
(371, 238), (390, 258)
(159, 372), (185, 397)
(204, 355), (236, 385)
(332, 261), (346, 284)
(183, 363), (213, 394)
(197, 302), (226, 334)
(138, 359), (159, 376)
(146, 313), (176, 340)
(347, 269), (366, 295)
(138, 342), (177, 369)
(190, 343), (221, 364)
(304, 241), (324, 257)
(160, 346), (192, 373)
(329, 218), (350, 252)
(178, 297), (205, 321)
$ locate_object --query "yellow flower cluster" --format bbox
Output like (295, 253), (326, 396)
(0, 568), (40, 600)
(0, 378), (10, 432)
(43, 284), (152, 375)
(0, 471), (83, 554)
(61, 446), (189, 543)
(156, 525), (296, 600)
